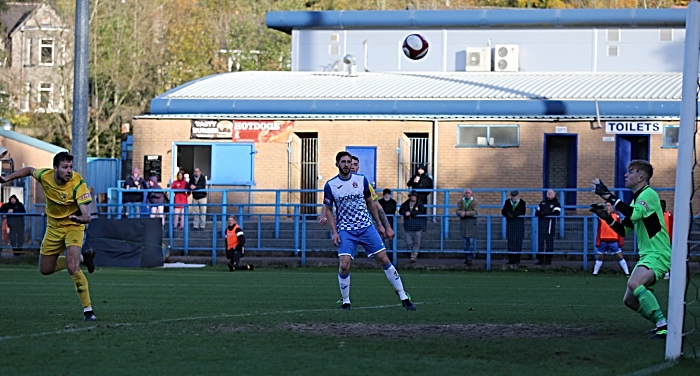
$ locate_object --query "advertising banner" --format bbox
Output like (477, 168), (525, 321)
(191, 120), (295, 143)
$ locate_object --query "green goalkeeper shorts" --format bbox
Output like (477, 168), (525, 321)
(634, 253), (671, 284)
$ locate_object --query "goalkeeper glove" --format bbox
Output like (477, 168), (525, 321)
(592, 179), (620, 205)
(589, 203), (613, 225)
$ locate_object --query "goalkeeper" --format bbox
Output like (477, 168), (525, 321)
(590, 159), (671, 338)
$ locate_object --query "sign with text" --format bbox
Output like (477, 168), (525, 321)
(191, 120), (295, 143)
(605, 121), (663, 135)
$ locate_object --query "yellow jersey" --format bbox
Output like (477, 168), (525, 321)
(368, 184), (379, 201)
(32, 168), (92, 226)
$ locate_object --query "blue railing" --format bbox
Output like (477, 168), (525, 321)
(16, 186), (685, 270)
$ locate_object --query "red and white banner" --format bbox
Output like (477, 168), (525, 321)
(191, 120), (295, 143)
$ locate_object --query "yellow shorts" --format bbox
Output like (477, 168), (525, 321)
(40, 224), (85, 256)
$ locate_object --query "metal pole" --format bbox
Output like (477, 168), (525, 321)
(72, 0), (90, 178)
(666, 1), (700, 360)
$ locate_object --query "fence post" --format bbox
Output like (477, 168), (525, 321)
(531, 209), (538, 259)
(391, 215), (398, 266)
(211, 213), (218, 266)
(301, 214), (307, 267)
(274, 190), (280, 239)
(558, 190), (565, 239)
(293, 206), (300, 256)
(583, 216), (589, 272)
(443, 190), (450, 239)
(501, 190), (507, 239)
(183, 206), (189, 256)
(486, 216), (492, 271)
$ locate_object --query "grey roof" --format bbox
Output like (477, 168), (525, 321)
(0, 128), (67, 154)
(158, 71), (682, 101)
(0, 2), (39, 36)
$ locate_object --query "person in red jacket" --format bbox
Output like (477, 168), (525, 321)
(660, 200), (673, 245)
(593, 202), (630, 276)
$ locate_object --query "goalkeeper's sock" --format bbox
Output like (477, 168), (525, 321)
(54, 256), (67, 272)
(382, 263), (408, 300)
(71, 270), (92, 309)
(619, 259), (629, 275)
(634, 285), (666, 325)
(338, 273), (350, 304)
(593, 260), (603, 275)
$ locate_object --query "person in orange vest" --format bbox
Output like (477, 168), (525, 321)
(225, 215), (253, 271)
(593, 202), (630, 276)
(660, 200), (673, 245)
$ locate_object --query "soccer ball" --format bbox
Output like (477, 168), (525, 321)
(402, 34), (429, 60)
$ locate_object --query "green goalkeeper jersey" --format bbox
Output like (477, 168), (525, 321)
(623, 185), (671, 259)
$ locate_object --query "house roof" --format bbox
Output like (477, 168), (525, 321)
(0, 2), (39, 36)
(146, 71), (689, 120)
(266, 9), (687, 34)
(0, 128), (67, 154)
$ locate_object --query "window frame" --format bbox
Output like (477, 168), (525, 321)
(456, 124), (520, 148)
(39, 39), (55, 66)
(662, 124), (679, 149)
(37, 82), (53, 110)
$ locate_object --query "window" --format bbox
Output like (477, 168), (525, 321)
(38, 83), (53, 109)
(663, 125), (679, 148)
(40, 39), (54, 65)
(25, 38), (32, 65)
(457, 125), (519, 147)
(607, 29), (620, 42)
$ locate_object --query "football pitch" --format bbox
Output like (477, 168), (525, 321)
(1, 265), (698, 375)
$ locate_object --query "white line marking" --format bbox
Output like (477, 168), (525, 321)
(0, 303), (419, 342)
(623, 360), (678, 376)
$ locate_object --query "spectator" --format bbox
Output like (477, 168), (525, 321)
(535, 189), (561, 265)
(660, 200), (673, 245)
(123, 167), (146, 218)
(378, 188), (397, 249)
(502, 190), (526, 265)
(399, 190), (427, 263)
(406, 164), (433, 208)
(147, 176), (165, 226)
(456, 188), (479, 265)
(225, 215), (253, 271)
(592, 202), (629, 276)
(170, 170), (189, 230)
(189, 167), (208, 230)
(0, 194), (26, 256)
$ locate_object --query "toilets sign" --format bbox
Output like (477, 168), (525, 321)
(605, 121), (663, 134)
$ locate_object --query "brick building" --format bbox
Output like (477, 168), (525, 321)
(132, 9), (698, 214)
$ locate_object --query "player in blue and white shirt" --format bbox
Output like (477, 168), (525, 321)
(324, 151), (416, 311)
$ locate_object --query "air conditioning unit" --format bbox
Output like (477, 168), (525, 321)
(493, 44), (520, 72)
(465, 47), (491, 72)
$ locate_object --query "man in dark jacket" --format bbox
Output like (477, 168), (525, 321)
(406, 164), (433, 208)
(189, 167), (208, 230)
(123, 167), (146, 218)
(502, 190), (527, 264)
(378, 188), (397, 250)
(0, 194), (26, 256)
(535, 189), (561, 265)
(399, 191), (427, 263)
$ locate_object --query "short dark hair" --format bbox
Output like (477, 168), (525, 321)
(336, 151), (351, 163)
(53, 152), (74, 168)
(628, 159), (654, 180)
(351, 155), (359, 162)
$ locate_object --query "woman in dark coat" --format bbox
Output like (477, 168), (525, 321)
(0, 194), (26, 256)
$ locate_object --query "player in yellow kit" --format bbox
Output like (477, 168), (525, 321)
(0, 152), (97, 321)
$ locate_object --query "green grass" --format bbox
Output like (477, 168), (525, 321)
(0, 265), (698, 375)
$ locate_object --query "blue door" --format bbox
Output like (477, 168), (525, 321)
(615, 135), (649, 203)
(345, 146), (377, 187)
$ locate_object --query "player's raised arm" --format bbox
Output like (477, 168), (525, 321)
(0, 167), (35, 183)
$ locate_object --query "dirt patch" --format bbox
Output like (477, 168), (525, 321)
(208, 322), (596, 338)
